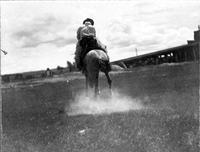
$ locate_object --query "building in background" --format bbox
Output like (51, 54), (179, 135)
(112, 27), (200, 68)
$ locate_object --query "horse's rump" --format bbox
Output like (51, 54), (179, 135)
(85, 49), (109, 62)
(84, 49), (111, 73)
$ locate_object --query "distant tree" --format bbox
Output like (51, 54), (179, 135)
(57, 65), (64, 74)
(67, 61), (73, 72)
(73, 62), (79, 71)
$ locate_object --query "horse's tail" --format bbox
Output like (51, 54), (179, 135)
(99, 59), (111, 72)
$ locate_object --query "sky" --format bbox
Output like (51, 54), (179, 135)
(1, 0), (200, 74)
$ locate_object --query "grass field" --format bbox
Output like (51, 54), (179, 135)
(2, 62), (199, 152)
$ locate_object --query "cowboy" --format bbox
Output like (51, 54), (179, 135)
(75, 18), (107, 70)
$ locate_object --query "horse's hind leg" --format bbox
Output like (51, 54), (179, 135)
(85, 74), (89, 97)
(105, 72), (112, 95)
(105, 72), (112, 89)
(94, 72), (100, 97)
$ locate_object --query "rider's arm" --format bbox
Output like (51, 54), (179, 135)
(77, 27), (83, 40)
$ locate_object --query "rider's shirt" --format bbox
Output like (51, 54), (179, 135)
(77, 25), (96, 41)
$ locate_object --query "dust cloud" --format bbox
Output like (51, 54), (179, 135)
(66, 90), (144, 116)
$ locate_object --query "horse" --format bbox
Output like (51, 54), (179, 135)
(83, 49), (112, 97)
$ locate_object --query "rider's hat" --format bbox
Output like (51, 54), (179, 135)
(83, 18), (94, 25)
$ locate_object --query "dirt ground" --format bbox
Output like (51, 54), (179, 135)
(2, 62), (199, 152)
